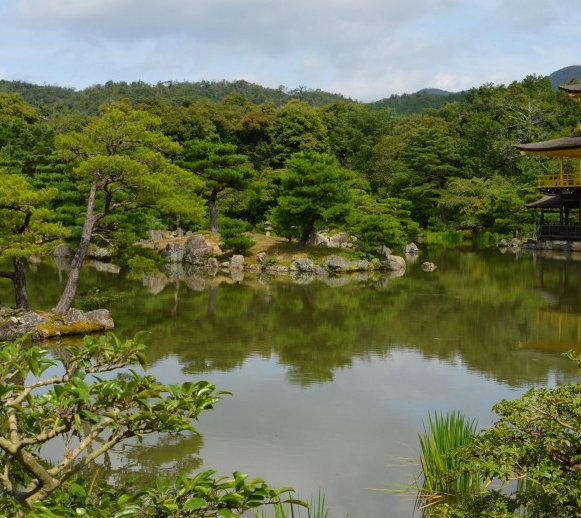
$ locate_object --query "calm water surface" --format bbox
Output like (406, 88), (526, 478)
(7, 247), (581, 518)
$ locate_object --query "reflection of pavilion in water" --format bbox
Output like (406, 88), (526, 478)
(531, 253), (581, 352)
(516, 84), (581, 241)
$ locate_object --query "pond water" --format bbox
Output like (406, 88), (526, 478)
(4, 246), (581, 517)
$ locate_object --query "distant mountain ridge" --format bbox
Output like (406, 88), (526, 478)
(375, 66), (581, 115)
(0, 66), (580, 116)
(549, 65), (581, 89)
(416, 88), (454, 96)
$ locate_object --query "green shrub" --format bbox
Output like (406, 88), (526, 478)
(219, 218), (256, 255)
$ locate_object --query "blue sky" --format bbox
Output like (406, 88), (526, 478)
(1, 0), (580, 102)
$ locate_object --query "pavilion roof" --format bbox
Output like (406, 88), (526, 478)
(526, 195), (560, 208)
(514, 137), (581, 157)
(526, 194), (581, 209)
(559, 84), (581, 98)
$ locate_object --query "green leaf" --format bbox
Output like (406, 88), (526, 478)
(284, 498), (308, 507)
(113, 506), (143, 518)
(69, 483), (87, 500)
(156, 476), (170, 493)
(183, 497), (208, 510)
(74, 413), (82, 433)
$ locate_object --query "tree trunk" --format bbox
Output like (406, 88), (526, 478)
(0, 258), (29, 309)
(296, 223), (315, 250)
(13, 257), (29, 309)
(53, 181), (98, 315)
(208, 191), (219, 233)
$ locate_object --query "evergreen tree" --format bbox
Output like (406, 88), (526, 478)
(347, 189), (419, 254)
(52, 101), (204, 314)
(177, 139), (255, 233)
(271, 151), (355, 249)
(0, 169), (69, 308)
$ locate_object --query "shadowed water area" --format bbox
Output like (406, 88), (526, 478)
(3, 246), (581, 517)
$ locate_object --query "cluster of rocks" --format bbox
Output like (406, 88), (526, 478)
(154, 235), (441, 280)
(157, 233), (413, 275)
(0, 307), (114, 342)
(57, 231), (436, 277)
(159, 233), (215, 264)
(499, 238), (581, 252)
(51, 233), (439, 297)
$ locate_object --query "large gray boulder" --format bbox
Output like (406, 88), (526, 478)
(160, 242), (184, 262)
(313, 233), (329, 247)
(376, 245), (393, 258)
(82, 309), (115, 330)
(379, 255), (406, 272)
(149, 229), (164, 243)
(322, 254), (352, 272)
(183, 234), (214, 264)
(0, 310), (48, 341)
(328, 233), (350, 248)
(290, 258), (317, 272)
(230, 254), (245, 270)
(351, 260), (370, 271)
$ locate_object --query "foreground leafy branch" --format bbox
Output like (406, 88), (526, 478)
(0, 332), (304, 517)
(419, 351), (581, 517)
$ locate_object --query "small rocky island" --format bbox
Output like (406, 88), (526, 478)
(0, 231), (427, 342)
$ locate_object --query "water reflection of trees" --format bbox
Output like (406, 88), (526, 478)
(92, 430), (204, 489)
(9, 249), (581, 388)
(534, 253), (581, 313)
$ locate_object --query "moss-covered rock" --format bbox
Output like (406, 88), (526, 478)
(0, 307), (114, 341)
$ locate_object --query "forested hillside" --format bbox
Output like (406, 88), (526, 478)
(2, 65), (579, 115)
(0, 71), (580, 281)
(368, 90), (467, 115)
(0, 79), (353, 115)
(0, 77), (468, 116)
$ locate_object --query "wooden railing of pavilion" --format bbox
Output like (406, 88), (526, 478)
(537, 173), (581, 189)
(538, 224), (581, 240)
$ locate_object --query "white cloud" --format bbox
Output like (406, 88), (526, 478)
(2, 0), (581, 101)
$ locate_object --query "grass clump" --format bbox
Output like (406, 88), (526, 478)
(417, 411), (482, 512)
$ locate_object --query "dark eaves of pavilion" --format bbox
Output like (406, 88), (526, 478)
(514, 84), (581, 241)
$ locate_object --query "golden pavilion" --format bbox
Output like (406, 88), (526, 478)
(515, 84), (581, 240)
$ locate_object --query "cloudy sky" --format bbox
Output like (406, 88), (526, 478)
(1, 0), (580, 102)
